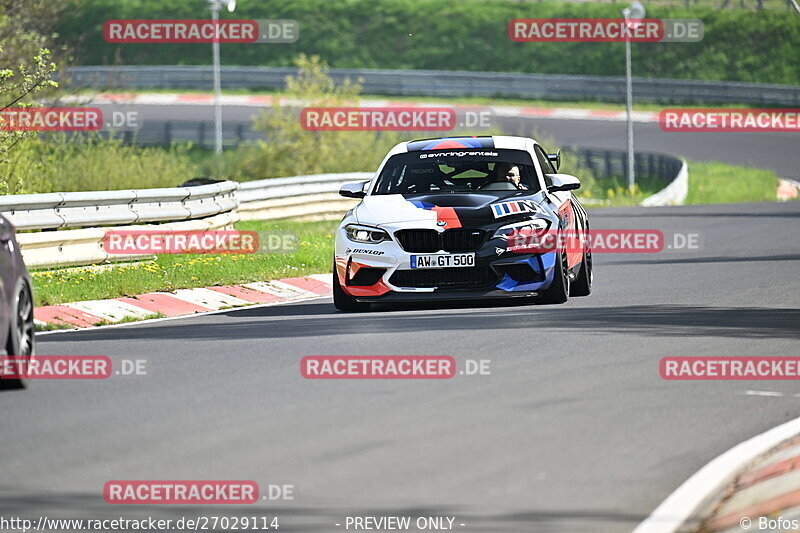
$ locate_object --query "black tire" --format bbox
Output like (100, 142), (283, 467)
(333, 268), (371, 312)
(1, 280), (35, 390)
(570, 247), (593, 297)
(538, 248), (570, 305)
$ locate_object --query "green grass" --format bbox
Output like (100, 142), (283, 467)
(686, 160), (780, 204)
(31, 220), (338, 307)
(34, 321), (74, 332)
(91, 313), (165, 328)
(1, 134), (199, 195)
(576, 174), (668, 206)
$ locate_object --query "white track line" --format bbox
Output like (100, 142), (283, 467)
(633, 415), (800, 533)
(745, 390), (786, 397)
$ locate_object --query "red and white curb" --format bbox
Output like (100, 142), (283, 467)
(60, 93), (661, 124)
(634, 416), (800, 533)
(33, 274), (332, 329)
(702, 435), (800, 531)
(777, 179), (800, 201)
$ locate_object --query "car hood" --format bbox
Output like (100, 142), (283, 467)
(354, 192), (547, 228)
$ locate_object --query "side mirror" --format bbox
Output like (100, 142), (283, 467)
(339, 181), (368, 199)
(546, 174), (581, 192)
(547, 149), (561, 171)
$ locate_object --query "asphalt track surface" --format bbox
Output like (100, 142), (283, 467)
(90, 102), (800, 181)
(3, 201), (799, 532)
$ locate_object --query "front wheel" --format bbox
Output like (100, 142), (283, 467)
(538, 249), (570, 305)
(333, 268), (371, 312)
(570, 246), (593, 297)
(1, 280), (35, 390)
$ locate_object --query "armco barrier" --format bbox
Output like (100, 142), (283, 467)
(63, 66), (800, 106)
(18, 212), (239, 268)
(1, 155), (685, 269)
(0, 181), (238, 231)
(641, 160), (689, 206)
(237, 173), (372, 221)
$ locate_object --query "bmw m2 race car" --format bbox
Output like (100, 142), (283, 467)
(333, 136), (592, 311)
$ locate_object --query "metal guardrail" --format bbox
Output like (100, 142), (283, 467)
(63, 66), (800, 106)
(237, 173), (373, 203)
(0, 181), (239, 231)
(236, 173), (373, 221)
(571, 146), (684, 183)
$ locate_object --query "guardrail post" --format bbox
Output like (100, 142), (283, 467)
(634, 153), (642, 183)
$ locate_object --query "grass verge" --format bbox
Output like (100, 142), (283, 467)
(576, 174), (667, 207)
(686, 161), (780, 204)
(32, 220), (337, 307)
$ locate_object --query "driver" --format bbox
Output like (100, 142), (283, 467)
(486, 162), (528, 190)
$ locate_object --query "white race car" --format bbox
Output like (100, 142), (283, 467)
(333, 135), (592, 311)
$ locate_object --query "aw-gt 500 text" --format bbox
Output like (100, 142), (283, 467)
(332, 135), (592, 311)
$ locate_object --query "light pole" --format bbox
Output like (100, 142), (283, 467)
(207, 0), (237, 155)
(622, 1), (645, 190)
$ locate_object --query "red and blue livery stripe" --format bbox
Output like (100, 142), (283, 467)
(406, 136), (495, 152)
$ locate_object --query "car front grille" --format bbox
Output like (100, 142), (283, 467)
(394, 229), (486, 253)
(389, 267), (496, 289)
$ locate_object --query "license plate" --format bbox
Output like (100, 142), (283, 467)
(410, 253), (475, 269)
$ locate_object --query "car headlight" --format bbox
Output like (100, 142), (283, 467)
(492, 218), (550, 240)
(345, 224), (390, 244)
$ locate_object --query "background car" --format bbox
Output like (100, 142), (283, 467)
(0, 213), (35, 389)
(333, 135), (592, 311)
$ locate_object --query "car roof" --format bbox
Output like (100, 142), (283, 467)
(386, 135), (536, 157)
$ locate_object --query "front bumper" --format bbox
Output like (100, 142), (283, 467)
(337, 245), (559, 302)
(353, 287), (542, 303)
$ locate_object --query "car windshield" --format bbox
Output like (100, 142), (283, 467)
(372, 148), (539, 195)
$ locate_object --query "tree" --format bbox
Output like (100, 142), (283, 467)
(0, 0), (65, 191)
(0, 46), (58, 166)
